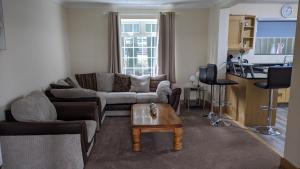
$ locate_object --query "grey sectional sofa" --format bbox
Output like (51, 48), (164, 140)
(47, 73), (182, 125)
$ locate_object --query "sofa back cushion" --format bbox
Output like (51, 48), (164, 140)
(96, 73), (114, 92)
(75, 73), (97, 91)
(11, 91), (57, 122)
(129, 75), (150, 93)
(113, 73), (131, 92)
(150, 74), (168, 92)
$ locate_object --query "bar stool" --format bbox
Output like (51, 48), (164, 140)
(199, 66), (215, 120)
(207, 64), (238, 127)
(254, 66), (292, 135)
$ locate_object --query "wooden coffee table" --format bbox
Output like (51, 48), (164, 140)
(131, 103), (183, 152)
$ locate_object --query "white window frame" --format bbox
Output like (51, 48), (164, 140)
(119, 14), (159, 76)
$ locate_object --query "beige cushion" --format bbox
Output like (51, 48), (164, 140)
(50, 88), (97, 98)
(105, 92), (136, 104)
(11, 91), (57, 122)
(96, 73), (114, 92)
(129, 75), (150, 93)
(84, 120), (97, 143)
(136, 93), (160, 103)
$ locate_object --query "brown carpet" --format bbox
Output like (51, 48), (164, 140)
(86, 108), (280, 169)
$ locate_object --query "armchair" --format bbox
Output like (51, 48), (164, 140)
(0, 102), (98, 169)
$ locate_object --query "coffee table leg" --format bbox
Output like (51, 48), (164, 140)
(174, 127), (183, 151)
(132, 128), (141, 152)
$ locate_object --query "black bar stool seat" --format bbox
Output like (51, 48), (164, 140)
(254, 82), (268, 89)
(216, 79), (238, 86)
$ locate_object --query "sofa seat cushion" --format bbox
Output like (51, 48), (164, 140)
(84, 120), (97, 143)
(50, 88), (97, 98)
(105, 92), (136, 104)
(136, 93), (160, 103)
(96, 92), (107, 111)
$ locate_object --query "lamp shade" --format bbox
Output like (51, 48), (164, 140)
(189, 75), (196, 82)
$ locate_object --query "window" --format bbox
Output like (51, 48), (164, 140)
(121, 19), (158, 76)
(255, 20), (296, 55)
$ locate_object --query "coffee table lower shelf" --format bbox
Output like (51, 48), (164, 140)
(131, 127), (183, 152)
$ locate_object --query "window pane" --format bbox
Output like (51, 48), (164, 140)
(134, 37), (142, 47)
(133, 24), (140, 32)
(124, 24), (132, 32)
(134, 48), (142, 58)
(124, 48), (133, 58)
(124, 37), (133, 47)
(126, 69), (134, 75)
(147, 37), (151, 47)
(145, 24), (151, 32)
(121, 37), (124, 47)
(152, 37), (157, 47)
(125, 58), (134, 67)
(134, 69), (142, 76)
(152, 24), (157, 32)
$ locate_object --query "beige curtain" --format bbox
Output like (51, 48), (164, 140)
(108, 12), (121, 73)
(158, 12), (176, 83)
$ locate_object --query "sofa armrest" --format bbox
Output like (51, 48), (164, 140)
(0, 121), (86, 136)
(0, 121), (90, 163)
(168, 88), (182, 111)
(53, 102), (98, 121)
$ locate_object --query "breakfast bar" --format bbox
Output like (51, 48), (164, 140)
(225, 73), (277, 127)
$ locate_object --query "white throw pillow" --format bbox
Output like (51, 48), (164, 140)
(130, 75), (150, 93)
(96, 73), (115, 92)
(11, 91), (57, 122)
(50, 88), (97, 98)
(156, 81), (172, 103)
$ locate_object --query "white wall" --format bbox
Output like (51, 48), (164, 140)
(66, 7), (209, 88)
(284, 3), (300, 167)
(0, 0), (70, 120)
(229, 3), (298, 64)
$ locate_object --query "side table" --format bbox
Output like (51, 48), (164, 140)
(184, 86), (207, 112)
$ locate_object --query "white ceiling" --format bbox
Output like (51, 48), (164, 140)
(59, 0), (298, 8)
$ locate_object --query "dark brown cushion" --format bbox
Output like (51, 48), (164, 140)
(150, 74), (168, 92)
(50, 84), (73, 89)
(113, 74), (131, 92)
(75, 73), (97, 91)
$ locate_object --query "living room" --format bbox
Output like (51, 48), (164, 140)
(0, 0), (300, 169)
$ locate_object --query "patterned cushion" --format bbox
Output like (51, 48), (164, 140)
(150, 74), (168, 92)
(113, 74), (131, 92)
(75, 73), (97, 91)
(129, 75), (150, 93)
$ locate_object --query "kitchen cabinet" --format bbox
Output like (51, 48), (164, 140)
(228, 15), (256, 50)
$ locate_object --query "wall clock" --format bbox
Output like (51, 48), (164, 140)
(281, 4), (293, 18)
